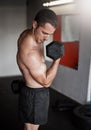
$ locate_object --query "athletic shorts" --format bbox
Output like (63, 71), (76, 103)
(18, 85), (49, 125)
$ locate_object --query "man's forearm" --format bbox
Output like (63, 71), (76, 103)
(46, 59), (60, 86)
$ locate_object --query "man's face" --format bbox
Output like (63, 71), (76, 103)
(33, 22), (56, 44)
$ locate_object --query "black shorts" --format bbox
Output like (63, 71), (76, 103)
(18, 86), (49, 125)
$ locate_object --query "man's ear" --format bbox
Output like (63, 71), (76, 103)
(33, 21), (38, 29)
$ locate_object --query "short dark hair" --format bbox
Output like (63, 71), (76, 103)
(34, 8), (58, 28)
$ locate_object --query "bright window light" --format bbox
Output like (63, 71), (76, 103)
(43, 0), (74, 7)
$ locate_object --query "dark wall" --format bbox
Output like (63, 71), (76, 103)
(0, 76), (23, 129)
(0, 0), (26, 6)
(27, 0), (46, 27)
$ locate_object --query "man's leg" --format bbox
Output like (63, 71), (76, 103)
(24, 123), (39, 130)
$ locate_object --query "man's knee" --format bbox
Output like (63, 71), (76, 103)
(24, 123), (39, 130)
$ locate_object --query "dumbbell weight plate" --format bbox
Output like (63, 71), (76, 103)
(11, 79), (24, 94)
(73, 104), (91, 130)
(46, 41), (64, 60)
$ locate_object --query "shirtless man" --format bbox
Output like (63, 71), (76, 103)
(17, 9), (60, 130)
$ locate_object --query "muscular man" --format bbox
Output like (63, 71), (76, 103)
(17, 9), (60, 130)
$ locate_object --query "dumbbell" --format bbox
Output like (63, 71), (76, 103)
(11, 79), (25, 94)
(46, 41), (64, 60)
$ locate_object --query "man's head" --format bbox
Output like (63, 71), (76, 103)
(33, 9), (58, 43)
(34, 8), (58, 28)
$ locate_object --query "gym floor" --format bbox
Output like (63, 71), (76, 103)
(0, 76), (81, 130)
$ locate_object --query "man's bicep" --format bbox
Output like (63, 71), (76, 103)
(24, 53), (47, 81)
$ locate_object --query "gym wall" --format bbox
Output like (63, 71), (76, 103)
(49, 0), (91, 104)
(0, 0), (27, 77)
